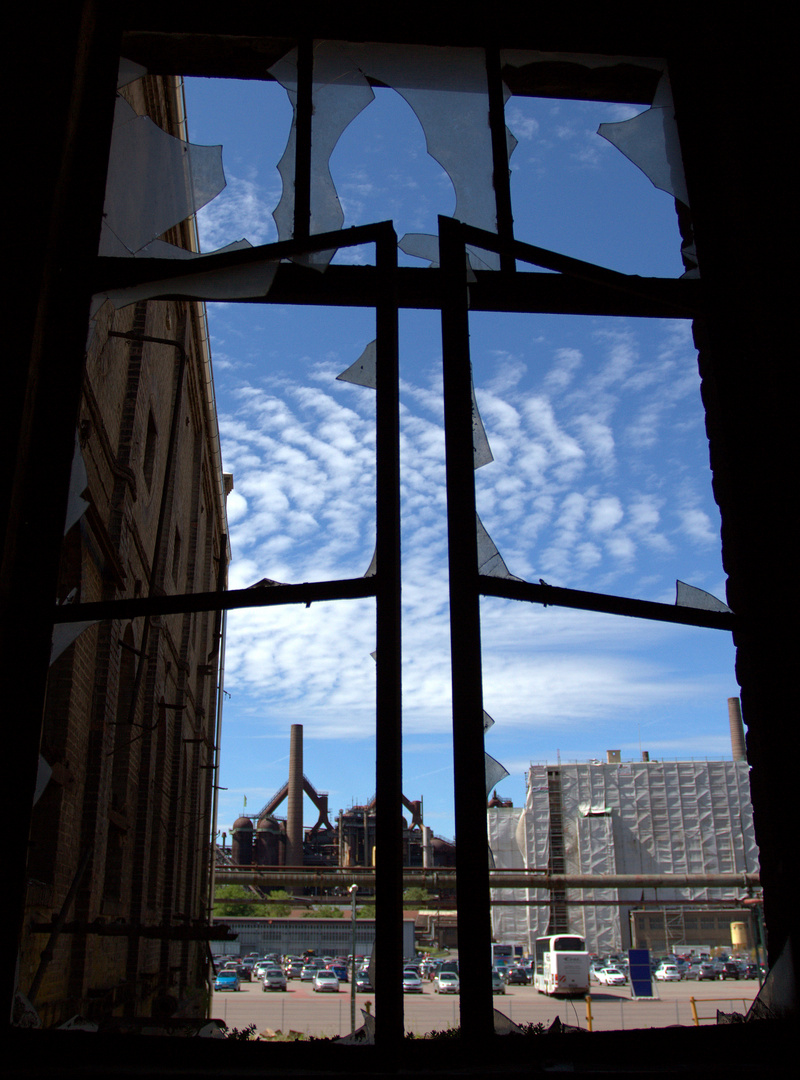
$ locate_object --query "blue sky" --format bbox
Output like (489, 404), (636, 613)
(182, 65), (736, 844)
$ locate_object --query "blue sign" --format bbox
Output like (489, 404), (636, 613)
(629, 948), (654, 998)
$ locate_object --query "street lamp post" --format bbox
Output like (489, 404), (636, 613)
(349, 884), (358, 1034)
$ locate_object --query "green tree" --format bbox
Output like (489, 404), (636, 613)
(263, 889), (294, 917)
(212, 886), (294, 917)
(356, 904), (376, 919)
(213, 885), (269, 917)
(402, 887), (432, 905)
(303, 905), (344, 918)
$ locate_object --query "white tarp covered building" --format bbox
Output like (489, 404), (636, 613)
(487, 760), (759, 955)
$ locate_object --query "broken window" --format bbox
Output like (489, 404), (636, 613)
(19, 31), (757, 1056)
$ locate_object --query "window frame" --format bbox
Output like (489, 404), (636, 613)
(9, 14), (793, 1073)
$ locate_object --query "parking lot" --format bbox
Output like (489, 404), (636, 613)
(211, 977), (761, 1038)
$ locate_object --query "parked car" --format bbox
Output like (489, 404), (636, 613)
(313, 970), (340, 993)
(491, 969), (506, 994)
(719, 962), (743, 980)
(505, 966), (529, 985)
(596, 966), (627, 986)
(403, 971), (424, 994)
(262, 966), (288, 991)
(434, 971), (460, 994)
(355, 970), (374, 992)
(329, 963), (348, 982)
(696, 963), (718, 982)
(654, 964), (682, 982)
(214, 970), (240, 992)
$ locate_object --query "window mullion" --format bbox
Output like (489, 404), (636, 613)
(439, 215), (495, 1046)
(374, 223), (404, 1050)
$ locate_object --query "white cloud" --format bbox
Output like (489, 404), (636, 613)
(544, 347), (582, 393)
(505, 107), (540, 141)
(588, 495), (624, 533)
(196, 172), (279, 251)
(605, 533), (636, 562)
(678, 508), (718, 546)
(573, 413), (616, 473)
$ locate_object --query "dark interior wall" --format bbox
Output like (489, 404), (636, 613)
(5, 0), (796, 1054)
(668, 47), (797, 986)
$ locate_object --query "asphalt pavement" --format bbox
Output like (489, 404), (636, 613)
(210, 977), (760, 1038)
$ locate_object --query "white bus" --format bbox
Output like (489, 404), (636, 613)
(533, 934), (590, 996)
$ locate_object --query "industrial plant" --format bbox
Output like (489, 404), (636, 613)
(222, 725), (456, 874)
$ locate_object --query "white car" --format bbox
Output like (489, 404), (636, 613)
(403, 971), (424, 993)
(262, 966), (287, 991)
(596, 966), (627, 986)
(434, 971), (460, 994)
(313, 970), (340, 993)
(655, 964), (682, 982)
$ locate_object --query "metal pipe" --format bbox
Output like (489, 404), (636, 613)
(207, 585), (228, 930)
(215, 868), (760, 890)
(349, 884), (358, 1035)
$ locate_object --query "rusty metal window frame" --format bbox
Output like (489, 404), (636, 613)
(58, 220), (405, 1047)
(39, 35), (735, 1056)
(438, 215), (738, 1045)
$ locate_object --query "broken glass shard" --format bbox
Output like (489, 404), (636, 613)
(34, 757), (52, 806)
(597, 74), (688, 206)
(397, 233), (441, 268)
(675, 580), (731, 612)
(337, 340), (377, 388)
(397, 234), (482, 278)
(472, 378), (493, 469)
(270, 42), (500, 268)
(97, 255), (279, 310)
(477, 515), (521, 580)
(270, 43), (374, 269)
(65, 434), (89, 535)
(51, 621), (97, 666)
(101, 96), (226, 257)
(118, 57), (147, 89)
(485, 751), (510, 796)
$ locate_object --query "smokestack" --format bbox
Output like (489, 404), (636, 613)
(287, 724), (304, 866)
(422, 825), (433, 869)
(728, 697), (747, 762)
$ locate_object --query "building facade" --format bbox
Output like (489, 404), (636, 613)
(488, 758), (760, 956)
(17, 73), (230, 1027)
(211, 916), (416, 961)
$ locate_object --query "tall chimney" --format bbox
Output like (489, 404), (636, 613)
(728, 697), (747, 762)
(287, 724), (304, 866)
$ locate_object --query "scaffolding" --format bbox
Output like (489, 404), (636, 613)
(489, 759), (759, 954)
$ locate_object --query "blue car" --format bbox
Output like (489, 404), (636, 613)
(214, 970), (240, 992)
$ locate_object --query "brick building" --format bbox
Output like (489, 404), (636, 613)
(17, 72), (230, 1027)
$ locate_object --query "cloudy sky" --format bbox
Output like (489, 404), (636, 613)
(182, 66), (736, 842)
